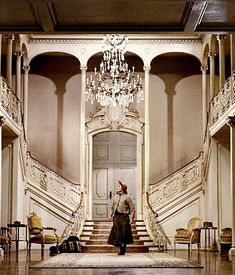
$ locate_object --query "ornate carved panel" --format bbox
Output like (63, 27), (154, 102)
(148, 153), (203, 211)
(120, 145), (136, 162)
(93, 145), (109, 161)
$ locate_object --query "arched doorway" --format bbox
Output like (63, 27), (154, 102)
(85, 107), (144, 221)
(92, 131), (137, 220)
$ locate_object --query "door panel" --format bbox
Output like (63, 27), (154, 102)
(92, 165), (114, 220)
(114, 164), (136, 206)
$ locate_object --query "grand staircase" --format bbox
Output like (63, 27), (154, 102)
(80, 220), (154, 253)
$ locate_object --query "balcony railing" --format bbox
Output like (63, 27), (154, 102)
(27, 152), (81, 208)
(210, 74), (235, 126)
(0, 77), (21, 126)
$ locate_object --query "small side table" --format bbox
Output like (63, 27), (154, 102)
(201, 226), (218, 252)
(7, 223), (28, 254)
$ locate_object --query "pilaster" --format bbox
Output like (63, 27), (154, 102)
(226, 116), (235, 256)
(0, 116), (6, 224)
(144, 65), (151, 191)
(80, 66), (87, 193)
(200, 65), (208, 136)
(0, 34), (2, 77)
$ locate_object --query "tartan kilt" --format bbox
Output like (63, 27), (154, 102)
(108, 211), (133, 246)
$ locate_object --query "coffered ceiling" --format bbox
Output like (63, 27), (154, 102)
(0, 0), (234, 34)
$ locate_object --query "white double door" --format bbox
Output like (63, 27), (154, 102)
(92, 132), (136, 220)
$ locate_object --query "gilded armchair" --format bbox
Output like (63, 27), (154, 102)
(174, 216), (202, 252)
(0, 227), (11, 253)
(27, 212), (59, 255)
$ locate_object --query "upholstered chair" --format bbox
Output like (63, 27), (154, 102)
(220, 227), (232, 255)
(0, 227), (11, 253)
(220, 227), (232, 244)
(174, 216), (202, 252)
(27, 212), (59, 255)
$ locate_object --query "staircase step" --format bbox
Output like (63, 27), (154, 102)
(84, 229), (147, 234)
(80, 220), (154, 253)
(85, 240), (145, 245)
(92, 224), (140, 229)
(87, 234), (141, 240)
(82, 245), (149, 253)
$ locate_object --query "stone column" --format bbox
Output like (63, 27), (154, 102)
(217, 35), (226, 88)
(201, 65), (208, 136)
(0, 116), (6, 225)
(23, 65), (30, 138)
(5, 34), (14, 89)
(80, 66), (87, 193)
(208, 52), (216, 100)
(144, 65), (151, 191)
(14, 51), (23, 99)
(226, 116), (235, 256)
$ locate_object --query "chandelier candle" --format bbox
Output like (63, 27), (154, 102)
(85, 34), (144, 107)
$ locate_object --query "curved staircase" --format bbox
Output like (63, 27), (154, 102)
(80, 220), (154, 253)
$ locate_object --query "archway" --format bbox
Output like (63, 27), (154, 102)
(85, 108), (144, 221)
(92, 131), (137, 220)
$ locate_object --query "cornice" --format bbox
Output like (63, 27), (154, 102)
(29, 38), (202, 45)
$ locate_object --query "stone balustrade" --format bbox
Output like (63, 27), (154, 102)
(26, 152), (81, 208)
(147, 152), (203, 213)
(0, 77), (21, 125)
(210, 74), (235, 126)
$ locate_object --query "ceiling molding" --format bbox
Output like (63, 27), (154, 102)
(0, 1), (233, 34)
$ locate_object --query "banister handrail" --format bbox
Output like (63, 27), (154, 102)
(60, 192), (85, 242)
(146, 191), (158, 217)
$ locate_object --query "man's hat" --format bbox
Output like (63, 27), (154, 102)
(118, 180), (127, 192)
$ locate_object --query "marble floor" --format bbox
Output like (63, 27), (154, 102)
(0, 249), (234, 275)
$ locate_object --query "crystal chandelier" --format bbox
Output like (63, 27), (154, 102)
(85, 34), (144, 107)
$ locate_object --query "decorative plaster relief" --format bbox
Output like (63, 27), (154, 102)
(86, 106), (144, 134)
(148, 153), (203, 211)
(27, 153), (80, 207)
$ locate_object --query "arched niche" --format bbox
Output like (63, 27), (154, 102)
(149, 52), (203, 183)
(27, 51), (82, 184)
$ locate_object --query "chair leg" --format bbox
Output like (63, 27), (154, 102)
(41, 244), (44, 255)
(29, 242), (31, 254)
(174, 242), (176, 253)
